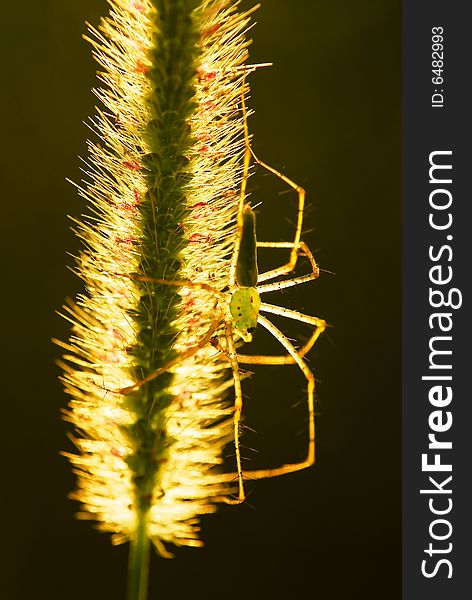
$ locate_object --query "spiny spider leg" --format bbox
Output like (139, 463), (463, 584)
(223, 320), (247, 504)
(259, 303), (326, 326)
(111, 273), (250, 503)
(248, 153), (306, 284)
(118, 313), (223, 395)
(107, 274), (226, 394)
(235, 71), (308, 283)
(230, 70), (310, 286)
(126, 274), (226, 301)
(257, 241), (320, 291)
(211, 318), (324, 367)
(213, 312), (317, 485)
(248, 313), (316, 476)
(236, 305), (326, 366)
(229, 73), (252, 288)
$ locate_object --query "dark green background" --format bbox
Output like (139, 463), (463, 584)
(1, 1), (400, 598)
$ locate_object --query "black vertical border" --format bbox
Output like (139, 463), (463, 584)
(403, 1), (472, 598)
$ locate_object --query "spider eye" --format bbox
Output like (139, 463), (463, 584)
(247, 327), (255, 334)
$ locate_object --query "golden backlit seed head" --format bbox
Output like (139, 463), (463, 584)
(59, 0), (255, 552)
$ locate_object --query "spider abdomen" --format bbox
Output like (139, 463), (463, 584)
(236, 204), (259, 287)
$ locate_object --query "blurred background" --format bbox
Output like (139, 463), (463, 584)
(0, 1), (400, 598)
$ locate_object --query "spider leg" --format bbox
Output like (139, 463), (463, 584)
(118, 312), (223, 394)
(248, 314), (316, 477)
(247, 147), (307, 284)
(229, 70), (310, 287)
(229, 72), (251, 287)
(213, 313), (317, 485)
(237, 304), (327, 365)
(114, 273), (226, 301)
(257, 241), (319, 292)
(260, 303), (326, 327)
(223, 320), (247, 504)
(99, 274), (226, 393)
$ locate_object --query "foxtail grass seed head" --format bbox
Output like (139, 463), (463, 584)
(59, 0), (256, 554)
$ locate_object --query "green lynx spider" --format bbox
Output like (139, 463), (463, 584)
(118, 72), (327, 503)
